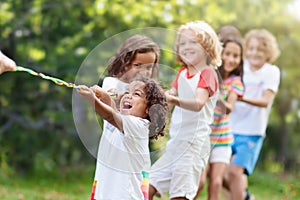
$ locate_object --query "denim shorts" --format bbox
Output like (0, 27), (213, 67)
(231, 134), (264, 175)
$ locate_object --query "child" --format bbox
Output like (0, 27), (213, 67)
(227, 29), (281, 200)
(148, 21), (222, 200)
(81, 34), (162, 200)
(217, 25), (242, 42)
(102, 34), (160, 98)
(77, 77), (168, 200)
(194, 35), (245, 200)
(0, 51), (16, 74)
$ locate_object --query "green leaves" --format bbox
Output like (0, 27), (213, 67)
(1, 0), (300, 174)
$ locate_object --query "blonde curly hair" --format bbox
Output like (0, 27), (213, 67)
(174, 21), (223, 67)
(244, 29), (280, 63)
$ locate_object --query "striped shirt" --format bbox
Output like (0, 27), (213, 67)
(210, 75), (244, 146)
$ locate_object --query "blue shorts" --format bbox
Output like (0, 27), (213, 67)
(231, 134), (264, 175)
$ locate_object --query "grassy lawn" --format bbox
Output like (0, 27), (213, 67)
(1, 169), (299, 200)
(154, 170), (300, 200)
(0, 180), (90, 200)
(244, 170), (300, 200)
(0, 167), (94, 200)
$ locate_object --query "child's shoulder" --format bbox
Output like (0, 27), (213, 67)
(201, 66), (216, 72)
(200, 66), (218, 77)
(122, 114), (149, 126)
(227, 75), (242, 82)
(177, 66), (187, 73)
(262, 63), (280, 74)
(103, 76), (118, 82)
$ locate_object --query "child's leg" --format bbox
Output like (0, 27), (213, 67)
(149, 153), (172, 199)
(149, 185), (157, 200)
(169, 149), (209, 199)
(207, 146), (232, 200)
(193, 165), (208, 200)
(208, 162), (227, 200)
(229, 135), (263, 200)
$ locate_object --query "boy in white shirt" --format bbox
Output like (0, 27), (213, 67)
(226, 29), (281, 200)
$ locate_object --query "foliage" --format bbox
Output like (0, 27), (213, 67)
(1, 0), (300, 175)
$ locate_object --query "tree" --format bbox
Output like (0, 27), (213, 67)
(1, 0), (300, 174)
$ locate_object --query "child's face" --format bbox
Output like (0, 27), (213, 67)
(121, 52), (156, 83)
(222, 41), (242, 73)
(178, 29), (206, 68)
(120, 81), (148, 118)
(246, 38), (268, 68)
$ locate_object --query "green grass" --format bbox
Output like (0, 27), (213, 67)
(1, 169), (299, 200)
(245, 170), (300, 200)
(154, 170), (300, 200)
(0, 167), (94, 200)
(0, 177), (92, 200)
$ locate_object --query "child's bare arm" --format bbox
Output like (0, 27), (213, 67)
(90, 85), (115, 107)
(218, 92), (239, 114)
(239, 89), (275, 108)
(166, 88), (209, 112)
(165, 88), (177, 112)
(77, 86), (123, 132)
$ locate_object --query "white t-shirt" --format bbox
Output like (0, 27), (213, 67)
(102, 76), (128, 94)
(92, 77), (150, 199)
(94, 115), (150, 200)
(167, 67), (218, 148)
(229, 60), (280, 137)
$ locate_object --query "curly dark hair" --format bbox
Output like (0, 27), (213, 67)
(135, 77), (168, 140)
(107, 34), (160, 80)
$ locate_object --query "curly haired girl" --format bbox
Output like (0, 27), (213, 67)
(78, 77), (167, 200)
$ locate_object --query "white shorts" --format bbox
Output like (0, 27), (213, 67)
(209, 146), (232, 164)
(150, 137), (210, 199)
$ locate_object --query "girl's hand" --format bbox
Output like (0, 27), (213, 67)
(166, 89), (177, 96)
(90, 85), (115, 107)
(165, 90), (177, 104)
(90, 85), (106, 99)
(77, 85), (96, 104)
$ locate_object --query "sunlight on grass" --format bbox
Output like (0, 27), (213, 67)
(152, 170), (300, 200)
(0, 169), (299, 200)
(0, 180), (90, 200)
(0, 166), (94, 200)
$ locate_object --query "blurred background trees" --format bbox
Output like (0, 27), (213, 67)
(1, 0), (300, 176)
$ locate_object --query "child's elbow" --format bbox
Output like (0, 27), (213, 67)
(261, 103), (269, 108)
(195, 101), (205, 112)
(260, 99), (271, 108)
